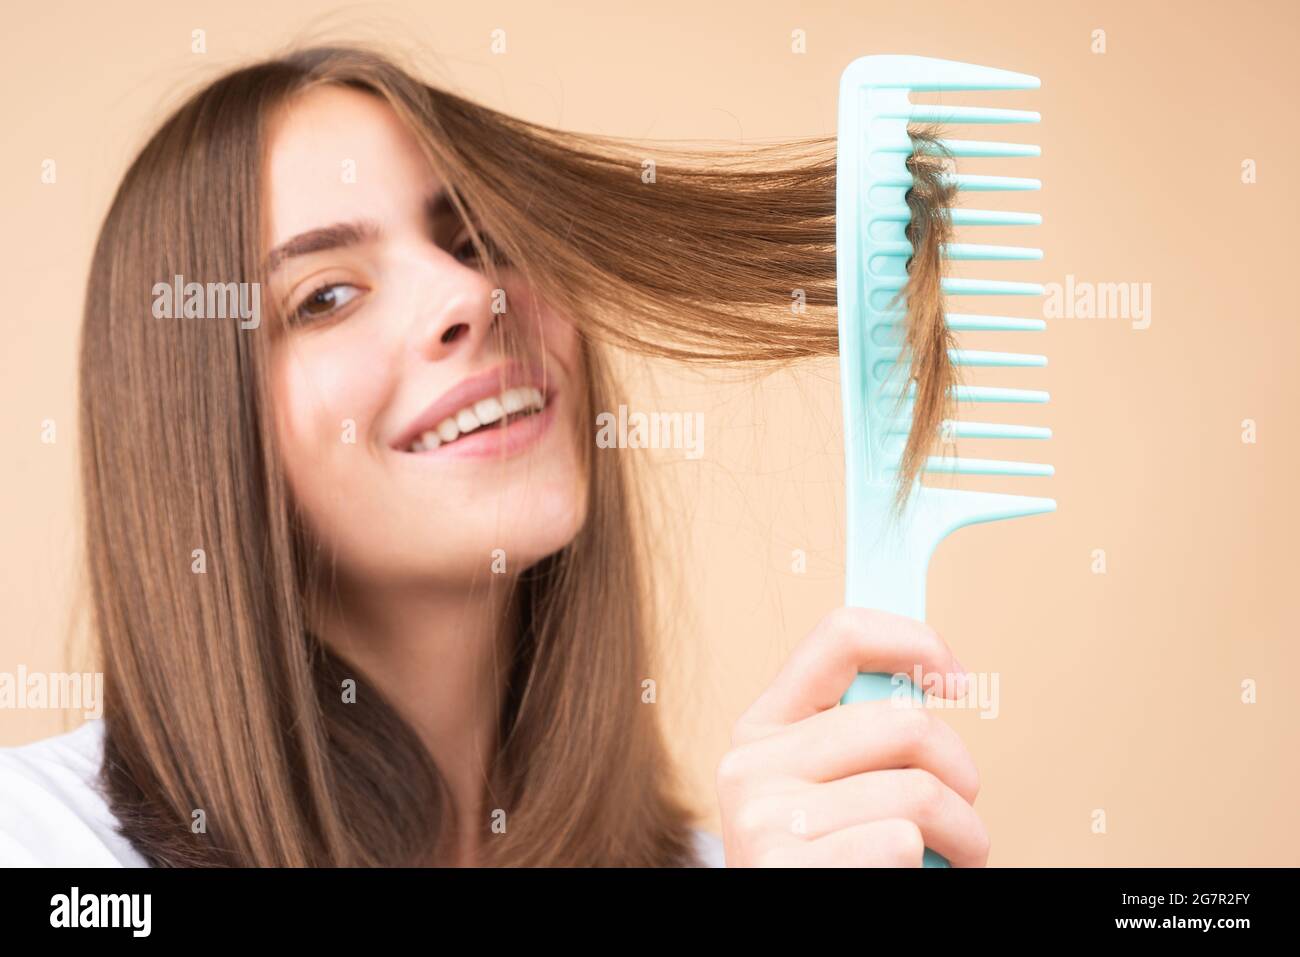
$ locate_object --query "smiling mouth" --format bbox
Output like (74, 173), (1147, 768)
(405, 386), (548, 453)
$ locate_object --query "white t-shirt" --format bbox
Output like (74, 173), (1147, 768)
(0, 721), (726, 867)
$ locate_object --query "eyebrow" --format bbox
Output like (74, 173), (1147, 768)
(265, 220), (380, 271)
(265, 188), (458, 271)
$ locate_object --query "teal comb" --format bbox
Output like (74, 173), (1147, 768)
(834, 55), (1054, 867)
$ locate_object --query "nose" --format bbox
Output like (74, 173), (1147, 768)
(411, 264), (502, 362)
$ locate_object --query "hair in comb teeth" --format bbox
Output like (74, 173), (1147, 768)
(896, 129), (959, 507)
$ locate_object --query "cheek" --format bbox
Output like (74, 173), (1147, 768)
(508, 282), (581, 366)
(271, 339), (389, 498)
(539, 307), (581, 360)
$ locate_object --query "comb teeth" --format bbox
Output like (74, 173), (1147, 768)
(874, 312), (1046, 335)
(880, 381), (1050, 403)
(877, 138), (1041, 158)
(866, 274), (1044, 294)
(870, 172), (1039, 191)
(883, 419), (1051, 440)
(878, 418), (1050, 442)
(942, 420), (1051, 440)
(952, 385), (1050, 403)
(837, 52), (1050, 496)
(920, 457), (1054, 477)
(935, 138), (1040, 158)
(943, 277), (1044, 296)
(942, 172), (1041, 191)
(869, 241), (1042, 261)
(874, 205), (1042, 226)
(942, 243), (1042, 262)
(944, 313), (1046, 332)
(949, 208), (1042, 226)
(949, 348), (1046, 367)
(888, 104), (1040, 124)
(872, 348), (1045, 377)
(836, 54), (1049, 499)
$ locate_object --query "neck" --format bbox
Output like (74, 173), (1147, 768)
(315, 573), (514, 866)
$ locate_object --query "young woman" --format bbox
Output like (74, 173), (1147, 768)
(0, 46), (985, 867)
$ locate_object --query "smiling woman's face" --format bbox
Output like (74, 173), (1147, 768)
(264, 85), (587, 588)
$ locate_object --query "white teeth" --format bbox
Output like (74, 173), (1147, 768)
(407, 385), (548, 452)
(501, 387), (544, 415)
(474, 396), (506, 425)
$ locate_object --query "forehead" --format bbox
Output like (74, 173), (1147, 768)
(264, 85), (441, 244)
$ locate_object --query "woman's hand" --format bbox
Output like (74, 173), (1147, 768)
(715, 607), (987, 867)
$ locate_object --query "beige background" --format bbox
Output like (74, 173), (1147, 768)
(2, 0), (1296, 865)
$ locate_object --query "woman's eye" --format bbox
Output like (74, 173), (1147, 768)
(293, 283), (362, 323)
(453, 232), (508, 266)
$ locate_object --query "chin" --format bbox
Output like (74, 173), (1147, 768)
(368, 479), (588, 585)
(488, 481), (589, 572)
(291, 429), (589, 587)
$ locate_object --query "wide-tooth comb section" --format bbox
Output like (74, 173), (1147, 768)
(869, 172), (1039, 191)
(873, 313), (1046, 336)
(942, 172), (1041, 191)
(873, 205), (1042, 227)
(883, 419), (1051, 440)
(949, 208), (1042, 226)
(949, 348), (1046, 367)
(869, 241), (1042, 261)
(866, 275), (1044, 297)
(879, 382), (1050, 403)
(877, 138), (1040, 158)
(952, 385), (1049, 403)
(942, 277), (1044, 295)
(934, 138), (1040, 158)
(836, 54), (1050, 491)
(943, 243), (1042, 261)
(920, 457), (1054, 476)
(873, 205), (1041, 226)
(868, 243), (1040, 261)
(944, 313), (1046, 332)
(872, 348), (1045, 375)
(942, 420), (1051, 440)
(895, 104), (1039, 124)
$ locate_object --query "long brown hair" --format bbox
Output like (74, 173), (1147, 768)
(79, 45), (954, 866)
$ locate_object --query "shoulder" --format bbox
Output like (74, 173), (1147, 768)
(689, 827), (726, 868)
(0, 720), (149, 867)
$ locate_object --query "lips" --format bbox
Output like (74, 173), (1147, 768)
(390, 360), (554, 454)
